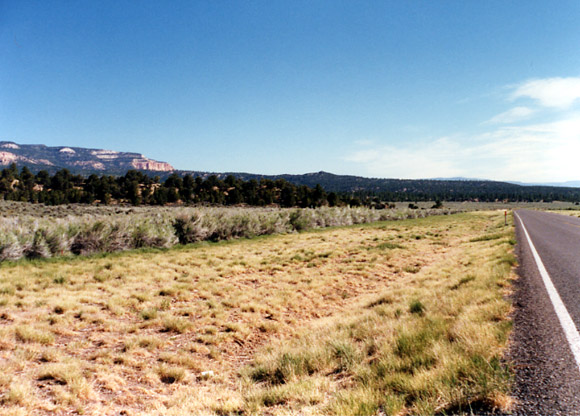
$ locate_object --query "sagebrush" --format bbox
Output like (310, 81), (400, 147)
(0, 205), (459, 262)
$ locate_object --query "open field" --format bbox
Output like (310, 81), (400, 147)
(0, 199), (578, 219)
(0, 210), (516, 415)
(545, 209), (580, 218)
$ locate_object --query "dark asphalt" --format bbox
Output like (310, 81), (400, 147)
(508, 210), (580, 415)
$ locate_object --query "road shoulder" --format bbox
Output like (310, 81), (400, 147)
(505, 212), (580, 415)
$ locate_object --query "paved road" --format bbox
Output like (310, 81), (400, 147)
(510, 210), (580, 415)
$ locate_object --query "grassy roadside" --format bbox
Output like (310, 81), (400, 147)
(0, 211), (516, 415)
(545, 209), (580, 218)
(239, 212), (516, 415)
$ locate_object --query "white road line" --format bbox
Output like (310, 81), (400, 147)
(515, 212), (580, 373)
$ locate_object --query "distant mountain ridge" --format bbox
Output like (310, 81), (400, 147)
(437, 177), (580, 188)
(0, 141), (174, 174)
(508, 180), (580, 188)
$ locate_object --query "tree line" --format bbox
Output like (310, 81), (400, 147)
(0, 165), (352, 207)
(259, 172), (580, 203)
(2, 164), (579, 207)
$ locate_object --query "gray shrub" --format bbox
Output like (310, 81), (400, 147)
(0, 205), (460, 262)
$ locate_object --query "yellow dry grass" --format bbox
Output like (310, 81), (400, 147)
(545, 209), (580, 218)
(0, 211), (515, 415)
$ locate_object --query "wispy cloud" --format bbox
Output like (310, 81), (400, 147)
(486, 106), (535, 124)
(346, 114), (580, 182)
(346, 137), (462, 179)
(346, 76), (580, 182)
(512, 77), (580, 109)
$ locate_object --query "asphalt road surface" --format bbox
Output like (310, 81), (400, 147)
(509, 210), (580, 415)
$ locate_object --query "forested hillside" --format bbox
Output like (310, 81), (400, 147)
(2, 164), (580, 207)
(183, 170), (580, 203)
(0, 165), (343, 207)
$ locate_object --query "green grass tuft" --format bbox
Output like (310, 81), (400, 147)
(409, 299), (425, 315)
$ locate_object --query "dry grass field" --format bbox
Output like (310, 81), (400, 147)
(546, 209), (580, 218)
(0, 199), (577, 219)
(0, 211), (516, 415)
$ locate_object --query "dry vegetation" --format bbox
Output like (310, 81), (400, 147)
(0, 199), (576, 219)
(0, 210), (516, 415)
(0, 203), (463, 262)
(545, 208), (580, 218)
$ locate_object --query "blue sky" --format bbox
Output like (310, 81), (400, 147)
(1, 1), (580, 181)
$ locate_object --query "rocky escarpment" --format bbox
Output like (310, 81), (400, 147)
(0, 150), (54, 167)
(0, 141), (174, 174)
(130, 159), (173, 171)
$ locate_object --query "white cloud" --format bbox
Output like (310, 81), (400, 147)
(346, 137), (463, 179)
(512, 77), (580, 109)
(486, 106), (535, 124)
(346, 114), (580, 182)
(346, 77), (580, 182)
